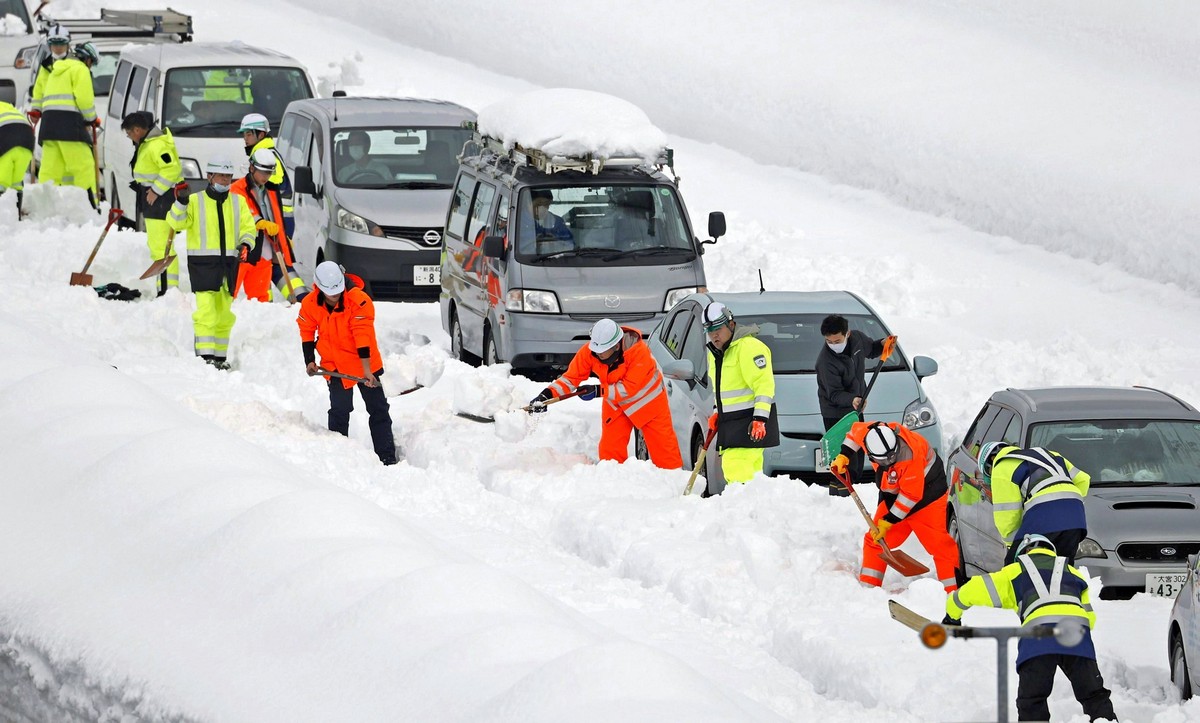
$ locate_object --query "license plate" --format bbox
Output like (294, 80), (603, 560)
(413, 265), (440, 285)
(815, 447), (830, 472)
(1146, 572), (1189, 598)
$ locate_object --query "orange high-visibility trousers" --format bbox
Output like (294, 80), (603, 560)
(858, 494), (958, 592)
(598, 404), (683, 470)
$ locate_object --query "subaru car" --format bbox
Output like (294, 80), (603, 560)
(640, 290), (942, 493)
(947, 386), (1200, 599)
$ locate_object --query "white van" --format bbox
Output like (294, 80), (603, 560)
(102, 42), (315, 226)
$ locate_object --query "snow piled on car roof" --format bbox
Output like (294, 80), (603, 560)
(477, 88), (668, 163)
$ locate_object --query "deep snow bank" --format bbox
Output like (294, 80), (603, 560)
(289, 0), (1200, 293)
(0, 317), (780, 722)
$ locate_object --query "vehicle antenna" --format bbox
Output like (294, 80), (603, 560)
(758, 269), (765, 294)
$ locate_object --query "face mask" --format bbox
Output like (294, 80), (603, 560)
(209, 182), (230, 193)
(51, 49), (67, 60)
(827, 340), (847, 354)
(348, 146), (365, 161)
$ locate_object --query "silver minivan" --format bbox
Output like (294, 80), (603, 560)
(440, 134), (725, 375)
(279, 95), (475, 301)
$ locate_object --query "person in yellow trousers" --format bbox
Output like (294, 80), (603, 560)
(167, 158), (256, 370)
(703, 301), (779, 484)
(121, 111), (184, 296)
(37, 41), (100, 207)
(0, 101), (34, 210)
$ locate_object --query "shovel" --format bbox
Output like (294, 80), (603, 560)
(138, 230), (177, 280)
(682, 427), (717, 496)
(456, 387), (586, 423)
(70, 208), (123, 286)
(313, 367), (423, 397)
(833, 468), (929, 577)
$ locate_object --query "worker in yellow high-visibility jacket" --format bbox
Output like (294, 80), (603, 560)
(0, 101), (34, 207)
(37, 42), (100, 206)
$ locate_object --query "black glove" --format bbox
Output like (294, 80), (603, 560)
(128, 180), (140, 192)
(941, 614), (960, 627)
(578, 385), (599, 401)
(528, 388), (553, 412)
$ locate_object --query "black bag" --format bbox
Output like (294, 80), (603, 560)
(94, 283), (142, 301)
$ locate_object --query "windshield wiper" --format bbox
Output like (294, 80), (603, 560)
(1092, 480), (1171, 487)
(170, 121), (242, 135)
(602, 246), (692, 262)
(381, 181), (452, 189)
(530, 248), (612, 263)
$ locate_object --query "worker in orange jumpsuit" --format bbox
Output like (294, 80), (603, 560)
(231, 148), (308, 302)
(832, 421), (959, 591)
(531, 318), (682, 469)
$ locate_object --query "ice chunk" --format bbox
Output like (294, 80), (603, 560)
(478, 88), (668, 164)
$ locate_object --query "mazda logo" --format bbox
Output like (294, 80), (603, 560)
(1162, 547), (1178, 557)
(423, 229), (443, 246)
(604, 295), (621, 309)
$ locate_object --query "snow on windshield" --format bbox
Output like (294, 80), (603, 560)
(477, 88), (668, 164)
(0, 12), (27, 35)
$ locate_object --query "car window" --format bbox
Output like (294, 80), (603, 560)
(467, 183), (497, 244)
(277, 113), (296, 158)
(93, 52), (120, 98)
(1030, 419), (1200, 486)
(162, 66), (312, 137)
(662, 306), (693, 359)
(962, 404), (1001, 457)
(126, 65), (149, 118)
(108, 60), (132, 118)
(679, 310), (708, 385)
(730, 313), (904, 374)
(446, 175), (474, 241)
(980, 409), (1015, 446)
(330, 126), (470, 188)
(144, 69), (159, 111)
(999, 413), (1023, 447)
(285, 116), (311, 168)
(307, 119), (323, 182)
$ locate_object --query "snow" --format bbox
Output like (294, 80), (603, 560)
(0, 13), (27, 35)
(477, 88), (669, 164)
(1, 0), (1199, 721)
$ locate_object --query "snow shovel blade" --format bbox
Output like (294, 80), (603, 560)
(819, 411), (858, 464)
(455, 411), (497, 423)
(69, 271), (94, 287)
(888, 600), (934, 633)
(387, 384), (423, 397)
(138, 253), (177, 280)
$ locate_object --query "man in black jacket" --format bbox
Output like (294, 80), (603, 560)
(816, 314), (895, 493)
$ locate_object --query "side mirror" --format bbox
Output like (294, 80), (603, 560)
(482, 235), (505, 258)
(662, 358), (695, 382)
(294, 165), (317, 196)
(702, 211), (726, 244)
(913, 355), (939, 379)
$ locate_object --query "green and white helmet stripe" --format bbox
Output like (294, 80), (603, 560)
(589, 318), (622, 353)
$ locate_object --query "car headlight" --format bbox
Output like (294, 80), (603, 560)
(336, 207), (383, 236)
(505, 289), (560, 313)
(1076, 537), (1107, 559)
(903, 399), (938, 429)
(14, 45), (37, 70)
(664, 287), (696, 311)
(179, 158), (202, 179)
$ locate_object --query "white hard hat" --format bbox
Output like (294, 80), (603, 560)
(205, 157), (235, 175)
(864, 423), (900, 465)
(249, 148), (276, 173)
(702, 301), (733, 332)
(589, 318), (622, 353)
(47, 24), (71, 43)
(238, 113), (270, 134)
(314, 260), (346, 295)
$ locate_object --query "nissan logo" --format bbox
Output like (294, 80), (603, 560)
(604, 295), (621, 309)
(423, 230), (443, 246)
(1162, 547), (1178, 557)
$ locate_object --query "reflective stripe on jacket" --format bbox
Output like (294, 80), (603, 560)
(0, 101), (34, 153)
(167, 189), (256, 292)
(549, 328), (670, 428)
(991, 446), (1089, 543)
(297, 276), (382, 389)
(707, 325), (778, 448)
(946, 548), (1096, 666)
(37, 58), (95, 145)
(842, 421), (942, 522)
(133, 127), (182, 195)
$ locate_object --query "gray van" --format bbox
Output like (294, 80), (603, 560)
(440, 133), (725, 375)
(277, 96), (475, 301)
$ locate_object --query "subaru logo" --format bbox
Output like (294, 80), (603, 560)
(1162, 547), (1178, 557)
(604, 295), (621, 309)
(423, 230), (442, 246)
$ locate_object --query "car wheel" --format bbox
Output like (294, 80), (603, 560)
(483, 327), (500, 366)
(450, 309), (480, 366)
(948, 510), (968, 587)
(1173, 632), (1193, 700)
(633, 430), (649, 461)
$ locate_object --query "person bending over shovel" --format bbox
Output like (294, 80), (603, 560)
(530, 318), (682, 470)
(831, 421), (958, 591)
(297, 261), (396, 466)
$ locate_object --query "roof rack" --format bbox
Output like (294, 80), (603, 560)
(468, 128), (674, 178)
(40, 8), (193, 42)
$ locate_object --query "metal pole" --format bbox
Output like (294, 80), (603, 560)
(995, 631), (1010, 723)
(949, 625), (1055, 723)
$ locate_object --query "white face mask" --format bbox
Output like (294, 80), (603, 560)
(209, 182), (230, 193)
(348, 146), (366, 161)
(827, 340), (847, 354)
(51, 48), (68, 60)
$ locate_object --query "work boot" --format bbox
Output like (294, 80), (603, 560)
(211, 359), (231, 371)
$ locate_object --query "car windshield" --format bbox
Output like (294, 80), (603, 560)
(332, 126), (469, 188)
(515, 185), (694, 264)
(0, 0), (30, 26)
(1029, 420), (1200, 485)
(163, 66), (311, 137)
(733, 313), (904, 374)
(93, 52), (120, 97)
